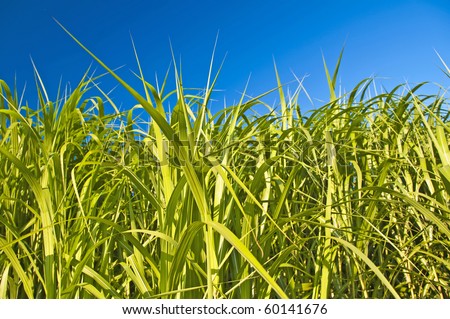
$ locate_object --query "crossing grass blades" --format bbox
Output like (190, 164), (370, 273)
(0, 23), (450, 298)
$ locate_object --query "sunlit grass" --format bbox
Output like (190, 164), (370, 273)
(0, 28), (449, 298)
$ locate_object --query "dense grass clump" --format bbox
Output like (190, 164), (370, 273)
(1, 36), (450, 298)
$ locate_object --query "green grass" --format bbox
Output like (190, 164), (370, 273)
(0, 30), (449, 298)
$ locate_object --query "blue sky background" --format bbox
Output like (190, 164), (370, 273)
(1, 0), (450, 114)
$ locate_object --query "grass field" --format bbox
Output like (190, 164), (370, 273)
(0, 30), (450, 298)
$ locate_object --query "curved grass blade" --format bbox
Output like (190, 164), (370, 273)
(330, 236), (400, 299)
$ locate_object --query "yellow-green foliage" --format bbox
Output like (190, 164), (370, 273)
(0, 33), (449, 298)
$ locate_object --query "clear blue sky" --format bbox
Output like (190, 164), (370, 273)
(2, 0), (450, 113)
